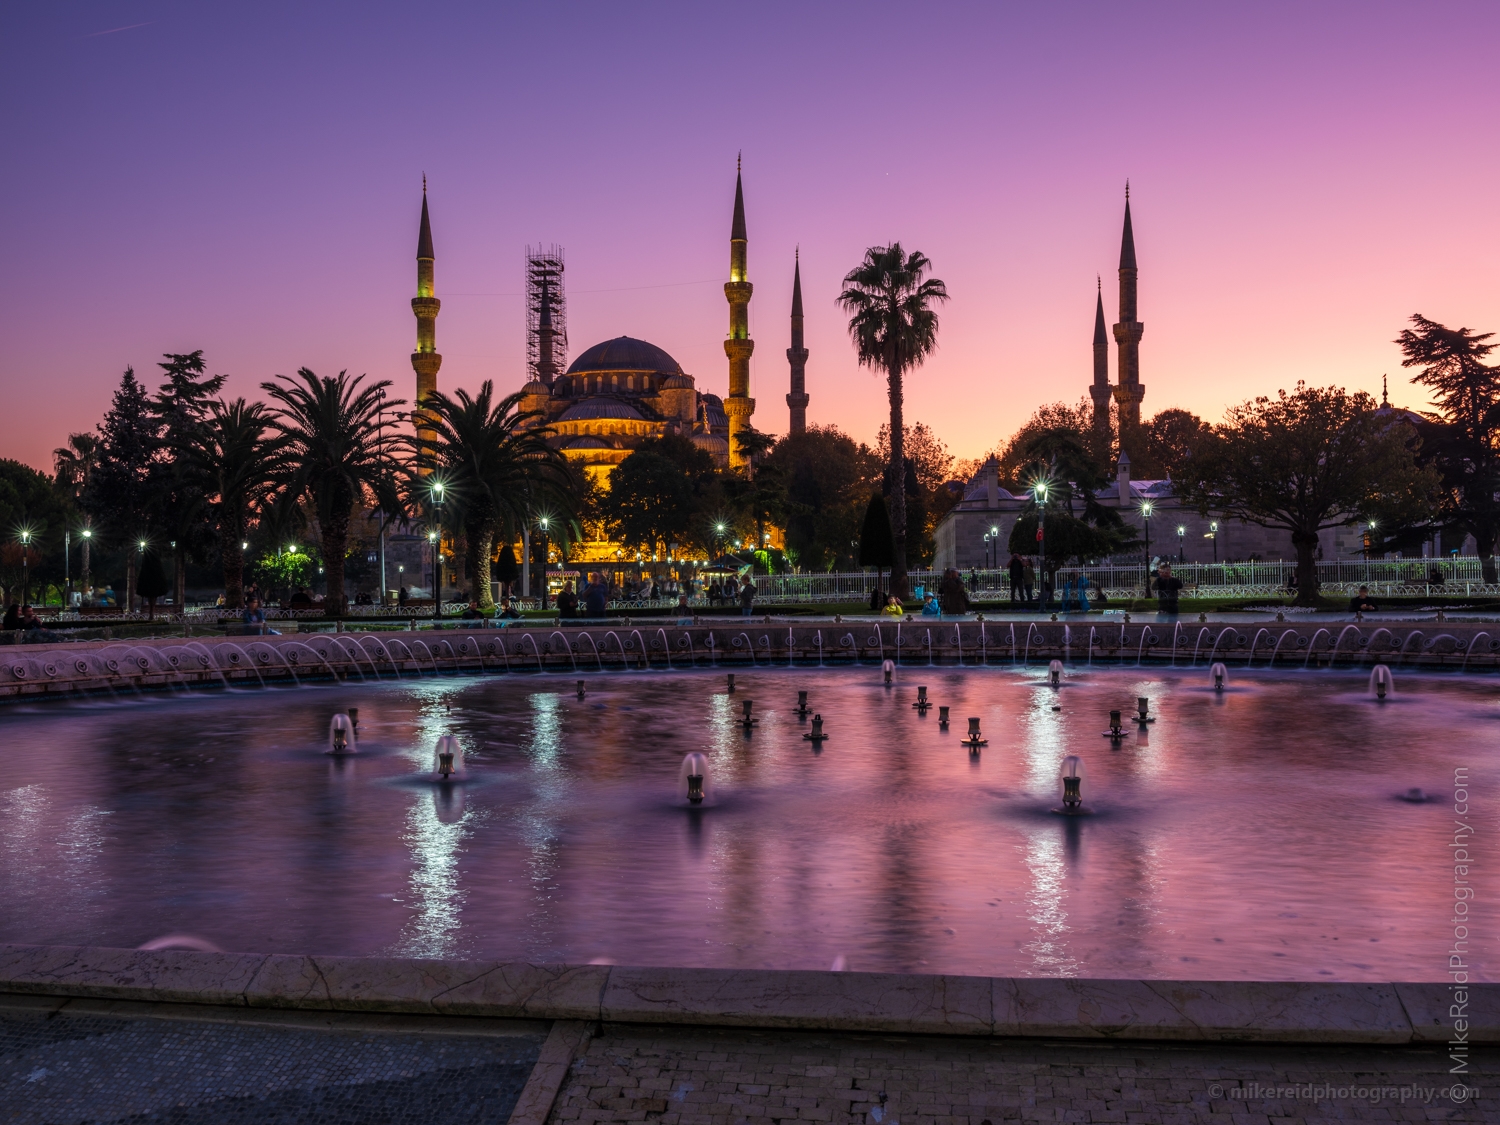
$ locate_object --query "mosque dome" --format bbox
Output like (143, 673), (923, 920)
(660, 372), (695, 389)
(691, 431), (730, 455)
(566, 336), (683, 376)
(519, 379), (550, 395)
(563, 436), (614, 450)
(557, 399), (645, 423)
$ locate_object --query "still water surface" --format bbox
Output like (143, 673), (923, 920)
(0, 666), (1491, 980)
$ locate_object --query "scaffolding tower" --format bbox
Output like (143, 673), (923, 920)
(525, 245), (567, 382)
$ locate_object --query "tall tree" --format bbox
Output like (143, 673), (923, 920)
(85, 368), (159, 610)
(858, 493), (895, 592)
(1140, 408), (1210, 480)
(412, 381), (575, 609)
(1175, 383), (1437, 606)
(182, 398), (287, 609)
(1396, 314), (1500, 581)
(262, 369), (401, 617)
(152, 351), (227, 609)
(53, 433), (100, 506)
(761, 426), (879, 571)
(837, 244), (948, 597)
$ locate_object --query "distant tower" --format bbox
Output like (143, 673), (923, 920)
(785, 250), (809, 434)
(1111, 183), (1146, 438)
(526, 246), (567, 385)
(723, 158), (756, 470)
(410, 177), (442, 450)
(1088, 276), (1111, 447)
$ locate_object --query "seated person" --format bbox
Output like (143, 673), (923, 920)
(288, 588), (314, 608)
(921, 592), (942, 617)
(20, 605), (42, 630)
(881, 595), (905, 617)
(675, 593), (693, 626)
(2, 603), (19, 630)
(498, 597), (522, 620)
(1348, 585), (1378, 613)
(241, 597), (280, 636)
(459, 600), (487, 620)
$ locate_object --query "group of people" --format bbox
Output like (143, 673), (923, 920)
(2, 603), (44, 631)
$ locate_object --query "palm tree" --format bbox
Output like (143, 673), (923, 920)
(412, 381), (575, 610)
(183, 398), (288, 609)
(837, 244), (948, 597)
(262, 369), (402, 616)
(53, 432), (100, 502)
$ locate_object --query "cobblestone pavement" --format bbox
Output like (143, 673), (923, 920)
(0, 1001), (541, 1124)
(552, 1025), (1487, 1125)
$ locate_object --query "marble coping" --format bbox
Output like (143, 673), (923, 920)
(0, 945), (1490, 1044)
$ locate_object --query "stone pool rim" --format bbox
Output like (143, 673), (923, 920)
(0, 944), (1491, 1045)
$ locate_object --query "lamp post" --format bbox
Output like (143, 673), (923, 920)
(1366, 519), (1377, 585)
(64, 530), (71, 604)
(1034, 481), (1048, 610)
(1140, 502), (1153, 597)
(81, 528), (92, 604)
(983, 531), (992, 571)
(537, 516), (550, 611)
(1208, 521), (1218, 565)
(1177, 525), (1185, 564)
(19, 529), (32, 605)
(430, 481), (445, 619)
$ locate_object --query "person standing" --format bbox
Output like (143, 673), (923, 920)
(557, 579), (578, 619)
(1154, 562), (1184, 618)
(939, 567), (969, 616)
(583, 572), (609, 617)
(1008, 554), (1024, 605)
(1021, 557), (1035, 605)
(738, 575), (756, 617)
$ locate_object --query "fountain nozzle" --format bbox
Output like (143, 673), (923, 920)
(1136, 696), (1153, 723)
(882, 659), (894, 686)
(741, 699), (756, 728)
(796, 689), (810, 717)
(1048, 659), (1062, 688)
(577, 679), (585, 699)
(1211, 662), (1227, 691)
(328, 713), (356, 755)
(1105, 710), (1126, 740)
(803, 713), (829, 742)
(938, 705), (950, 728)
(913, 685), (931, 713)
(681, 752), (709, 804)
(961, 716), (987, 749)
(727, 673), (735, 693)
(434, 733), (462, 779)
(348, 707), (359, 732)
(1058, 754), (1085, 813)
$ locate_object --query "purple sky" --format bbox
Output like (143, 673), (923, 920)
(3, 2), (1498, 475)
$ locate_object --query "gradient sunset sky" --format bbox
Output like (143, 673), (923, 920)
(3, 1), (1498, 475)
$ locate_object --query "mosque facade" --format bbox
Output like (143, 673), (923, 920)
(408, 166), (809, 574)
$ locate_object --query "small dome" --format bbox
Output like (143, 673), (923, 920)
(563, 436), (613, 450)
(660, 372), (694, 389)
(566, 336), (683, 377)
(519, 379), (549, 395)
(692, 431), (729, 453)
(557, 398), (645, 423)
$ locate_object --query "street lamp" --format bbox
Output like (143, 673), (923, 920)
(1208, 521), (1218, 565)
(1140, 502), (1153, 596)
(536, 516), (551, 611)
(1034, 480), (1049, 609)
(18, 529), (32, 605)
(983, 531), (992, 571)
(1177, 525), (1185, 563)
(430, 481), (446, 619)
(81, 527), (93, 603)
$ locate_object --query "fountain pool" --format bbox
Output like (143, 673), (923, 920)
(0, 666), (1489, 981)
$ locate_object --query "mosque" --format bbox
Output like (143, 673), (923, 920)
(407, 166), (811, 488)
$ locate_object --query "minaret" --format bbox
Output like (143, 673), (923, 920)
(410, 177), (442, 451)
(1111, 183), (1145, 439)
(785, 250), (809, 434)
(536, 276), (558, 386)
(1088, 276), (1111, 448)
(723, 157), (755, 470)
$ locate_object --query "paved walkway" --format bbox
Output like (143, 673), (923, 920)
(0, 998), (541, 1124)
(553, 1024), (1486, 1125)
